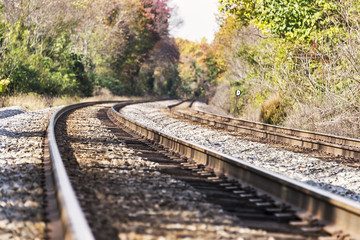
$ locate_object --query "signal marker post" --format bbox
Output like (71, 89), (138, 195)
(235, 90), (241, 115)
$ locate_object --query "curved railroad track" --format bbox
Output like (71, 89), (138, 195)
(44, 100), (360, 239)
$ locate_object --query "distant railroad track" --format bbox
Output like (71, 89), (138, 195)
(45, 100), (360, 239)
(169, 102), (360, 161)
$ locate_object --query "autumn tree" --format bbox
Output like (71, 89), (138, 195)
(217, 0), (360, 137)
(0, 0), (92, 95)
(0, 0), (178, 96)
(175, 38), (225, 99)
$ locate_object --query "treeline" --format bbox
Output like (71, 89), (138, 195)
(0, 0), (180, 97)
(1, 0), (360, 137)
(195, 0), (360, 138)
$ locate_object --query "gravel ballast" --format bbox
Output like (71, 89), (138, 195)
(0, 106), (57, 239)
(121, 100), (360, 203)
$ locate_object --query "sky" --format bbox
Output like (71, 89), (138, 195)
(169, 0), (219, 43)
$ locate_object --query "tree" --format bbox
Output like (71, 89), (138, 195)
(217, 0), (360, 136)
(0, 0), (176, 97)
(219, 0), (339, 42)
(176, 38), (225, 99)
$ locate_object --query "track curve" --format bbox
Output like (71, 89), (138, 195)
(45, 100), (360, 239)
(46, 102), (100, 239)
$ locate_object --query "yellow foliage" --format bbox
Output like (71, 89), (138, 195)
(71, 0), (93, 9)
(0, 77), (10, 95)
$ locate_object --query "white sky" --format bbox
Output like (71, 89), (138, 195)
(169, 0), (219, 43)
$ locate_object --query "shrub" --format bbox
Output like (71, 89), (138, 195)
(260, 94), (287, 125)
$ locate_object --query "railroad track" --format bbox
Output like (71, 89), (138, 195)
(169, 102), (360, 161)
(45, 100), (360, 239)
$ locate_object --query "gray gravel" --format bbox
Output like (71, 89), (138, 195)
(0, 106), (28, 119)
(0, 106), (57, 239)
(121, 100), (360, 203)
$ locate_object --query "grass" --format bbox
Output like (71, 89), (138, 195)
(0, 88), (146, 111)
(0, 93), (79, 110)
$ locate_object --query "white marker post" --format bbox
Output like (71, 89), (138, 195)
(235, 90), (241, 115)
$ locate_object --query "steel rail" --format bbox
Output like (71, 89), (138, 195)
(47, 102), (96, 240)
(111, 102), (360, 238)
(195, 108), (360, 148)
(166, 99), (192, 109)
(171, 109), (360, 160)
(46, 99), (158, 239)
